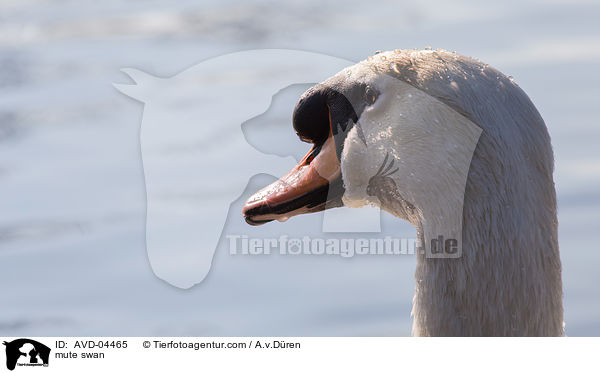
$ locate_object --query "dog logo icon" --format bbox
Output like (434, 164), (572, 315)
(3, 339), (50, 370)
(114, 49), (367, 288)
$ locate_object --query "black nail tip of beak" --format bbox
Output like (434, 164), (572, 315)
(244, 216), (274, 226)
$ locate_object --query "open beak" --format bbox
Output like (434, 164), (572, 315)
(242, 130), (344, 226)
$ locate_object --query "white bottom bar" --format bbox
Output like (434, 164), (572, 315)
(1, 337), (596, 372)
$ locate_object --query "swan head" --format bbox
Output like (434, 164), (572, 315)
(244, 49), (563, 335)
(243, 50), (501, 243)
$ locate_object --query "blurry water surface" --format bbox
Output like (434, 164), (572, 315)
(1, 0), (599, 335)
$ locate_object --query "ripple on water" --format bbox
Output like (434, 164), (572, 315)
(0, 52), (29, 88)
(0, 111), (20, 143)
(0, 221), (86, 247)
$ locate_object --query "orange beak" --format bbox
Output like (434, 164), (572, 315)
(242, 130), (343, 225)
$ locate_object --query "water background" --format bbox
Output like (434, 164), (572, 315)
(1, 0), (599, 335)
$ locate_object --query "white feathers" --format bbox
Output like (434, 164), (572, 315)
(334, 49), (563, 336)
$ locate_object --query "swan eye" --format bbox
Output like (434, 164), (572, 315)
(365, 86), (378, 105)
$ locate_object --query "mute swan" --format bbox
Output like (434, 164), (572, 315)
(242, 49), (563, 336)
